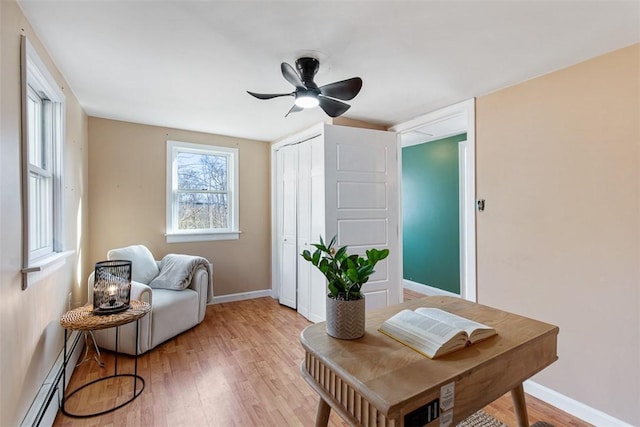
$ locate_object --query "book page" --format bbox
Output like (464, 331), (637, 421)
(379, 310), (467, 358)
(415, 308), (496, 343)
(384, 310), (464, 342)
(379, 322), (441, 358)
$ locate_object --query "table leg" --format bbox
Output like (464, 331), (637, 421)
(134, 319), (139, 395)
(315, 398), (331, 427)
(511, 383), (529, 427)
(114, 326), (119, 375)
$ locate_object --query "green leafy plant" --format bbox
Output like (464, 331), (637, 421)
(301, 235), (389, 301)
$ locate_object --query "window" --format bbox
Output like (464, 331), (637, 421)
(20, 36), (67, 287)
(166, 140), (240, 242)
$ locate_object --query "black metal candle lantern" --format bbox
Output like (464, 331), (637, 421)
(93, 260), (132, 315)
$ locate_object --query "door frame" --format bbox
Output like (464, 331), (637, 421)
(390, 99), (477, 302)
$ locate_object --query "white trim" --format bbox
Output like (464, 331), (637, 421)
(272, 122), (324, 150)
(21, 330), (83, 427)
(458, 139), (476, 302)
(166, 231), (240, 243)
(210, 289), (273, 305)
(390, 100), (469, 134)
(270, 142), (279, 299)
(22, 249), (75, 273)
(463, 102), (477, 302)
(22, 250), (75, 289)
(396, 134), (404, 305)
(308, 312), (325, 324)
(392, 99), (477, 302)
(52, 95), (65, 253)
(403, 279), (461, 298)
(459, 141), (468, 299)
(24, 38), (65, 102)
(165, 140), (240, 243)
(21, 35), (67, 289)
(523, 380), (634, 427)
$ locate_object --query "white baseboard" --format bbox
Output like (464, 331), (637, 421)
(21, 330), (84, 427)
(524, 380), (634, 427)
(210, 289), (273, 304)
(403, 279), (460, 298)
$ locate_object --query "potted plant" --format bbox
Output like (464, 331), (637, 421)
(301, 235), (389, 339)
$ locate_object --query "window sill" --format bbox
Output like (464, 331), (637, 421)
(166, 231), (241, 243)
(22, 250), (76, 290)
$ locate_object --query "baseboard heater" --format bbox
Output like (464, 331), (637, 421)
(21, 330), (84, 427)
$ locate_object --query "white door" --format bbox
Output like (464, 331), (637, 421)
(307, 136), (327, 322)
(296, 141), (312, 318)
(278, 145), (298, 309)
(324, 125), (400, 311)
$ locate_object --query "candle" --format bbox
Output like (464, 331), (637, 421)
(108, 284), (117, 306)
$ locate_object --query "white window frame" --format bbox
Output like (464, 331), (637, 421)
(166, 140), (240, 243)
(20, 36), (72, 289)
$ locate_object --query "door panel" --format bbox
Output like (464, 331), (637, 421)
(324, 125), (399, 310)
(297, 142), (311, 318)
(363, 289), (388, 309)
(278, 145), (297, 309)
(308, 136), (326, 322)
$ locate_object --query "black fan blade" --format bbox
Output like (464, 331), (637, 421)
(247, 91), (292, 100)
(318, 96), (351, 118)
(285, 104), (304, 117)
(319, 77), (362, 101)
(281, 62), (305, 89)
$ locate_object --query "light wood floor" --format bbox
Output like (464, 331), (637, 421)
(55, 294), (590, 426)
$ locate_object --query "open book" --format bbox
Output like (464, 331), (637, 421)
(378, 308), (497, 359)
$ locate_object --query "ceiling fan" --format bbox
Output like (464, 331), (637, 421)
(247, 57), (362, 118)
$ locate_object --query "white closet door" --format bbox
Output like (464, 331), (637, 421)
(296, 141), (312, 318)
(278, 145), (298, 309)
(308, 136), (327, 323)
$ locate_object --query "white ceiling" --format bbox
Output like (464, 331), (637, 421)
(17, 1), (640, 142)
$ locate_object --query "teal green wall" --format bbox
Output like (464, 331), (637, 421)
(402, 134), (466, 294)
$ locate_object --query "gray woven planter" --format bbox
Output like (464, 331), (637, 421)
(326, 295), (365, 340)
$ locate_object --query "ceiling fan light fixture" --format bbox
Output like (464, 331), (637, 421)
(248, 57), (360, 117)
(294, 93), (319, 108)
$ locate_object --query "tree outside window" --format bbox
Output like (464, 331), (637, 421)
(176, 151), (229, 230)
(166, 141), (239, 243)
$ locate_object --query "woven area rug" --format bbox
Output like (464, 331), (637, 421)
(456, 411), (555, 427)
(457, 411), (507, 427)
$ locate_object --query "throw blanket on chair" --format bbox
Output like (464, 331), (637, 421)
(149, 254), (213, 302)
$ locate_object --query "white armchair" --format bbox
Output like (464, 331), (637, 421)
(88, 245), (212, 355)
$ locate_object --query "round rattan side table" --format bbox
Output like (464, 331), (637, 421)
(60, 300), (150, 418)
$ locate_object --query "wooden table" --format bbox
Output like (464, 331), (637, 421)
(300, 296), (558, 427)
(60, 300), (151, 418)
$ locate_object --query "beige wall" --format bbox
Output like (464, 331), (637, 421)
(87, 118), (271, 297)
(476, 44), (639, 424)
(332, 116), (387, 131)
(0, 1), (89, 425)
